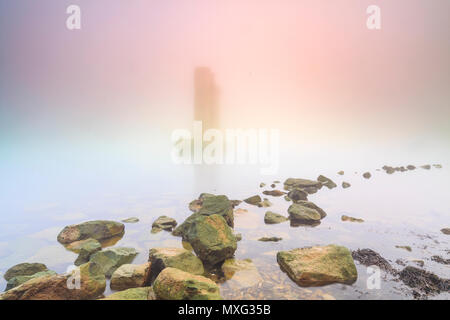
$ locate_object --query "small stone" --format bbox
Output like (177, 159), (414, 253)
(317, 175), (337, 189)
(341, 215), (364, 223)
(244, 195), (262, 206)
(258, 237), (282, 242)
(258, 199), (272, 208)
(342, 182), (351, 189)
(270, 184), (276, 188)
(262, 190), (285, 197)
(363, 172), (371, 179)
(433, 164), (442, 169)
(121, 217), (139, 223)
(441, 228), (450, 235)
(395, 245), (412, 252)
(151, 216), (177, 233)
(407, 165), (416, 170)
(264, 211), (288, 224)
(259, 183), (266, 188)
(420, 165), (431, 170)
(66, 238), (102, 266)
(287, 189), (308, 202)
(338, 171), (344, 175)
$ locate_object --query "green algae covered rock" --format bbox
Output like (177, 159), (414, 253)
(264, 211), (288, 224)
(317, 175), (337, 189)
(6, 270), (57, 291)
(277, 245), (357, 287)
(243, 195), (262, 206)
(102, 287), (155, 300)
(110, 263), (151, 291)
(57, 220), (125, 245)
(284, 178), (322, 191)
(185, 214), (237, 266)
(89, 247), (138, 278)
(153, 267), (221, 300)
(151, 216), (178, 233)
(288, 204), (322, 224)
(3, 263), (49, 281)
(148, 248), (204, 281)
(65, 238), (102, 266)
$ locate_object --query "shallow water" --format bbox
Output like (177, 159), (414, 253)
(0, 156), (449, 299)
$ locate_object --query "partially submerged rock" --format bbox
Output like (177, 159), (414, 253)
(89, 247), (138, 278)
(338, 171), (344, 175)
(6, 270), (57, 291)
(151, 216), (178, 234)
(395, 245), (412, 252)
(221, 259), (262, 290)
(258, 198), (272, 208)
(431, 256), (450, 265)
(153, 267), (221, 300)
(317, 175), (337, 189)
(420, 165), (431, 170)
(288, 204), (322, 224)
(258, 237), (282, 242)
(363, 172), (372, 179)
(440, 228), (450, 235)
(102, 287), (155, 300)
(277, 245), (357, 287)
(57, 220), (125, 245)
(259, 183), (266, 188)
(287, 189), (308, 202)
(184, 214), (237, 266)
(66, 238), (102, 266)
(382, 165), (396, 174)
(0, 262), (106, 300)
(121, 217), (139, 223)
(433, 164), (442, 169)
(264, 211), (288, 224)
(352, 249), (395, 274)
(148, 248), (204, 281)
(407, 165), (416, 170)
(342, 182), (351, 189)
(284, 178), (322, 191)
(110, 263), (151, 291)
(262, 190), (285, 197)
(341, 215), (364, 223)
(4, 263), (48, 281)
(244, 195), (262, 206)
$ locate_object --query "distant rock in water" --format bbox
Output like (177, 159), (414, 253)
(271, 184), (276, 188)
(277, 245), (357, 287)
(258, 198), (272, 208)
(57, 220), (125, 245)
(264, 211), (288, 224)
(262, 190), (285, 197)
(407, 165), (416, 170)
(4, 263), (48, 281)
(288, 201), (325, 225)
(151, 216), (177, 234)
(258, 237), (282, 242)
(352, 249), (396, 274)
(121, 217), (139, 223)
(342, 182), (351, 189)
(433, 164), (442, 169)
(338, 171), (344, 175)
(362, 172), (372, 179)
(431, 256), (450, 265)
(395, 245), (412, 252)
(317, 175), (337, 189)
(259, 183), (266, 188)
(420, 164), (431, 170)
(244, 195), (262, 206)
(398, 266), (450, 299)
(382, 165), (396, 174)
(341, 215), (364, 223)
(287, 189), (308, 202)
(283, 178), (322, 191)
(441, 228), (450, 235)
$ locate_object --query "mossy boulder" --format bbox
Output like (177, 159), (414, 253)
(264, 211), (288, 224)
(173, 195), (234, 237)
(101, 287), (155, 300)
(6, 270), (57, 291)
(57, 220), (124, 245)
(153, 267), (221, 300)
(89, 247), (138, 278)
(4, 263), (48, 281)
(0, 262), (106, 300)
(277, 245), (357, 287)
(148, 248), (204, 282)
(184, 214), (237, 266)
(110, 263), (151, 291)
(151, 216), (178, 234)
(284, 178), (322, 191)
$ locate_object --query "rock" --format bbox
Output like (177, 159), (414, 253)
(398, 266), (449, 298)
(342, 182), (351, 189)
(234, 208), (248, 215)
(288, 200), (326, 220)
(259, 183), (266, 188)
(235, 233), (242, 241)
(341, 215), (364, 223)
(151, 216), (178, 234)
(221, 259), (262, 290)
(441, 228), (450, 235)
(244, 195), (262, 206)
(431, 256), (450, 265)
(57, 220), (125, 245)
(382, 165), (396, 174)
(258, 198), (272, 208)
(363, 172), (371, 179)
(264, 211), (288, 224)
(288, 204), (322, 225)
(284, 196), (291, 201)
(4, 263), (48, 281)
(66, 238), (102, 266)
(184, 214), (237, 266)
(433, 164), (442, 169)
(153, 267), (221, 300)
(270, 184), (276, 188)
(188, 199), (202, 212)
(351, 249), (396, 274)
(283, 178), (322, 191)
(262, 190), (285, 197)
(6, 270), (57, 291)
(317, 175), (337, 189)
(395, 246), (412, 252)
(407, 165), (416, 170)
(102, 287), (155, 300)
(303, 186), (320, 194)
(230, 200), (242, 208)
(258, 237), (282, 242)
(89, 247), (138, 278)
(277, 245), (357, 287)
(148, 248), (204, 282)
(110, 263), (151, 291)
(287, 189), (308, 202)
(338, 171), (344, 175)
(121, 217), (139, 223)
(420, 165), (431, 170)
(0, 262), (106, 300)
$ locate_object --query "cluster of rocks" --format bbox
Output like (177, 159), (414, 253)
(382, 164), (442, 175)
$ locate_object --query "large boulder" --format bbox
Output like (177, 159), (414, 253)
(0, 262), (106, 300)
(148, 248), (204, 282)
(284, 178), (322, 191)
(6, 270), (57, 291)
(264, 211), (288, 224)
(277, 245), (357, 287)
(184, 214), (237, 266)
(173, 195), (234, 237)
(151, 216), (178, 234)
(66, 238), (102, 266)
(4, 263), (48, 281)
(101, 287), (155, 300)
(89, 247), (138, 278)
(221, 259), (262, 290)
(57, 220), (124, 245)
(153, 267), (221, 300)
(110, 263), (151, 291)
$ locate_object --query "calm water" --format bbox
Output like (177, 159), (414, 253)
(0, 149), (449, 299)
